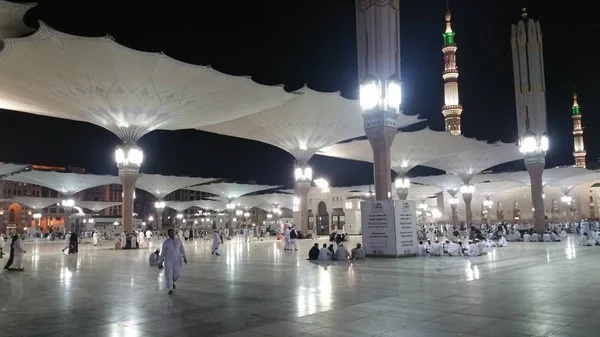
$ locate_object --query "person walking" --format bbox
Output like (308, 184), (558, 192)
(159, 228), (187, 295)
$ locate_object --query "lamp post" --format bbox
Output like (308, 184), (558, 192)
(448, 196), (459, 227)
(154, 201), (165, 231)
(356, 0), (401, 201)
(33, 213), (42, 231)
(483, 199), (493, 223)
(512, 9), (548, 232)
(520, 130), (548, 231)
(395, 177), (410, 200)
(62, 198), (74, 233)
(459, 184), (475, 225)
(115, 143), (143, 234)
(294, 164), (312, 234)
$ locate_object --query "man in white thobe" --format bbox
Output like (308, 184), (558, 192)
(6, 235), (26, 270)
(145, 229), (153, 244)
(430, 240), (443, 256)
(120, 231), (127, 249)
(159, 229), (187, 294)
(211, 231), (222, 255)
(318, 244), (333, 260)
(62, 232), (71, 253)
(92, 232), (99, 246)
(334, 244), (350, 261)
(283, 226), (291, 250)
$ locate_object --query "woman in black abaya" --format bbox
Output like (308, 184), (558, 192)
(3, 235), (17, 270)
(68, 232), (78, 254)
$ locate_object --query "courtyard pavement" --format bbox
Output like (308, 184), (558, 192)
(0, 235), (598, 337)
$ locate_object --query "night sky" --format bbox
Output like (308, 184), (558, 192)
(1, 0), (598, 188)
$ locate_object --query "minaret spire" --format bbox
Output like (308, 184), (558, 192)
(441, 0), (462, 135)
(572, 88), (586, 168)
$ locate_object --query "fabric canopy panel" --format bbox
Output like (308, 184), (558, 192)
(199, 87), (420, 164)
(135, 174), (218, 200)
(186, 182), (280, 200)
(190, 200), (226, 212)
(0, 23), (295, 143)
(484, 167), (592, 187)
(318, 128), (495, 176)
(0, 1), (34, 38)
(472, 181), (524, 198)
(0, 163), (28, 176)
(258, 193), (294, 209)
(77, 201), (122, 212)
(3, 170), (119, 195)
(406, 183), (443, 201)
(421, 141), (522, 183)
(11, 197), (62, 210)
(164, 201), (196, 213)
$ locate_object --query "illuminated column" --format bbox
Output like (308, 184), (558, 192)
(394, 177), (410, 200)
(441, 3), (463, 135)
(561, 195), (572, 222)
(154, 201), (165, 231)
(61, 198), (74, 233)
(460, 184), (474, 224)
(115, 143), (143, 234)
(511, 9), (548, 232)
(448, 191), (459, 226)
(225, 202), (235, 228)
(483, 198), (493, 224)
(294, 163), (312, 234)
(356, 0), (401, 201)
(571, 92), (586, 168)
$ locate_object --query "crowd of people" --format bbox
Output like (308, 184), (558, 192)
(307, 242), (365, 261)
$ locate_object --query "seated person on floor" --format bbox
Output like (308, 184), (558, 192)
(430, 240), (443, 256)
(351, 243), (366, 260)
(417, 241), (426, 256)
(446, 241), (463, 256)
(308, 243), (320, 260)
(319, 243), (333, 260)
(579, 233), (593, 246)
(149, 249), (161, 267)
(495, 235), (508, 247)
(334, 243), (350, 261)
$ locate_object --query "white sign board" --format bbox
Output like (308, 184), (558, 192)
(394, 200), (418, 257)
(361, 200), (396, 256)
(360, 200), (418, 257)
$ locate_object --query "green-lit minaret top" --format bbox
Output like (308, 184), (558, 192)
(572, 92), (580, 115)
(443, 9), (455, 46)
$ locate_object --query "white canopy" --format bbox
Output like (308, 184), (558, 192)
(258, 193), (294, 209)
(318, 129), (489, 176)
(11, 197), (62, 210)
(488, 167), (591, 187)
(473, 180), (523, 198)
(0, 163), (28, 176)
(76, 201), (122, 212)
(164, 201), (195, 213)
(0, 23), (295, 143)
(406, 183), (443, 201)
(135, 174), (218, 200)
(547, 170), (600, 194)
(3, 170), (119, 195)
(422, 141), (522, 183)
(190, 200), (226, 211)
(186, 182), (279, 200)
(0, 1), (34, 38)
(199, 87), (420, 164)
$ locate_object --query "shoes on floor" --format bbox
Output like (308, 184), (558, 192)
(168, 290), (173, 295)
(173, 283), (176, 289)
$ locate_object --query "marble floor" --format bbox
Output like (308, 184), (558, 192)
(1, 235), (599, 337)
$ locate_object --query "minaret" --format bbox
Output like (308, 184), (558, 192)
(572, 91), (586, 168)
(441, 1), (462, 136)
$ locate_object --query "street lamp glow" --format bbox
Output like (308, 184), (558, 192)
(148, 216), (154, 221)
(359, 74), (380, 110)
(176, 213), (183, 219)
(483, 199), (493, 207)
(61, 199), (75, 207)
(314, 178), (329, 188)
(226, 203), (235, 210)
(154, 201), (165, 209)
(243, 212), (250, 218)
(267, 213), (273, 219)
(33, 213), (42, 219)
(459, 185), (475, 194)
(541, 134), (549, 152)
(431, 208), (442, 219)
(561, 195), (572, 204)
(293, 197), (300, 206)
(387, 74), (402, 109)
(235, 209), (243, 216)
(294, 166), (313, 181)
(449, 197), (459, 205)
(115, 144), (143, 167)
(394, 178), (410, 189)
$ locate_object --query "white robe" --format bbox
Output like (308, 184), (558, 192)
(131, 235), (137, 249)
(497, 237), (507, 247)
(120, 233), (126, 249)
(523, 233), (531, 242)
(531, 233), (540, 242)
(559, 230), (568, 238)
(8, 237), (26, 269)
(283, 228), (291, 249)
(430, 243), (442, 256)
(318, 248), (333, 260)
(159, 237), (186, 291)
(447, 243), (462, 256)
(417, 244), (426, 256)
(334, 246), (350, 261)
(211, 233), (221, 252)
(92, 232), (98, 246)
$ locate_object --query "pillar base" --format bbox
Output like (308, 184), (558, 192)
(119, 172), (138, 234)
